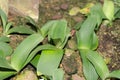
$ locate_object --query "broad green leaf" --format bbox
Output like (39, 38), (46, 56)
(30, 44), (59, 68)
(103, 0), (114, 21)
(80, 49), (98, 80)
(0, 8), (7, 29)
(7, 25), (35, 35)
(55, 27), (70, 49)
(115, 8), (120, 18)
(107, 70), (120, 79)
(0, 71), (16, 80)
(25, 16), (37, 27)
(52, 69), (64, 80)
(0, 42), (13, 57)
(0, 36), (10, 42)
(76, 4), (104, 50)
(40, 20), (56, 37)
(87, 51), (109, 80)
(24, 44), (56, 67)
(11, 34), (44, 71)
(37, 49), (63, 76)
(0, 50), (4, 57)
(76, 15), (97, 49)
(91, 32), (98, 50)
(5, 22), (12, 34)
(0, 56), (13, 69)
(30, 54), (41, 67)
(114, 6), (120, 15)
(90, 3), (105, 27)
(48, 19), (68, 43)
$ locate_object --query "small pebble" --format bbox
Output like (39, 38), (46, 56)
(72, 74), (85, 80)
(73, 16), (83, 22)
(60, 3), (69, 10)
(51, 13), (62, 20)
(53, 6), (60, 11)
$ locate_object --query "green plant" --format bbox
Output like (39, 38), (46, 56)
(76, 0), (120, 80)
(113, 0), (120, 6)
(0, 18), (70, 80)
(0, 8), (12, 36)
(30, 19), (70, 80)
(0, 8), (35, 37)
(0, 34), (44, 79)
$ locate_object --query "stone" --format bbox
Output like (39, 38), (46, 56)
(60, 3), (69, 10)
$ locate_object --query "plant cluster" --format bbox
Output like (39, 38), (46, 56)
(0, 0), (120, 80)
(0, 8), (70, 80)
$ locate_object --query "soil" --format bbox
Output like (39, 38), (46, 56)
(6, 0), (120, 80)
(98, 20), (120, 71)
